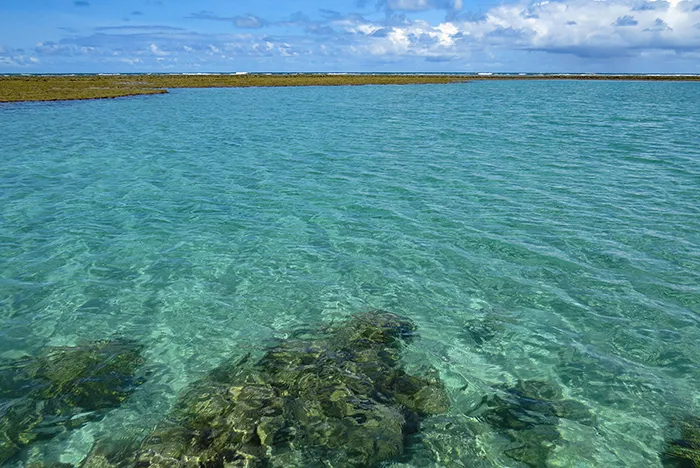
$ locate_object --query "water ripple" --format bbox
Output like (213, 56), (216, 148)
(1, 81), (699, 466)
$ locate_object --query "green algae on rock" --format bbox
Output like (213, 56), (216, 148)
(0, 339), (146, 465)
(663, 416), (700, 467)
(478, 380), (595, 467)
(81, 311), (449, 468)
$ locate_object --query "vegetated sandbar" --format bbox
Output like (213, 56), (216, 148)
(1, 73), (699, 103)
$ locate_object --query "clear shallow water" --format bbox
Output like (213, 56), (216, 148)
(1, 81), (699, 467)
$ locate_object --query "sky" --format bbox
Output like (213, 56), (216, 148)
(1, 0), (699, 73)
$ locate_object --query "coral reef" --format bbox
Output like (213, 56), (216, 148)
(478, 380), (594, 467)
(663, 416), (700, 467)
(0, 339), (145, 465)
(81, 311), (449, 468)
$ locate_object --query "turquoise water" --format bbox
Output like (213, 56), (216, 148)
(1, 81), (699, 466)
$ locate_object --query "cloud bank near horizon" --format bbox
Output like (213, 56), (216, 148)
(1, 0), (699, 72)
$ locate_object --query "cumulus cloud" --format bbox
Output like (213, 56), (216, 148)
(149, 43), (168, 56)
(483, 0), (700, 56)
(0, 46), (40, 66)
(35, 41), (73, 55)
(316, 0), (695, 66)
(632, 1), (669, 10)
(615, 15), (640, 26)
(26, 28), (313, 70)
(645, 17), (673, 30)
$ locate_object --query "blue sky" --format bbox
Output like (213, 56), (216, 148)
(1, 0), (699, 73)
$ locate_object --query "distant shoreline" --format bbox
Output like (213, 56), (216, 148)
(2, 73), (699, 103)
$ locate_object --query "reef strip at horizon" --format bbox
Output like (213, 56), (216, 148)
(2, 73), (700, 102)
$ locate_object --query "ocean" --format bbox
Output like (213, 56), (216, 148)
(1, 80), (699, 467)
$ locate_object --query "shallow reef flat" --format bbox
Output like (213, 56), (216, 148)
(1, 75), (471, 102)
(0, 339), (146, 465)
(1, 73), (699, 102)
(3, 311), (697, 467)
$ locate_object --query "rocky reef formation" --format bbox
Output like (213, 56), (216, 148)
(80, 310), (449, 468)
(663, 416), (700, 467)
(477, 380), (595, 467)
(0, 339), (145, 465)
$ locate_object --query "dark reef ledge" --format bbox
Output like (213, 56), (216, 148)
(2, 73), (700, 103)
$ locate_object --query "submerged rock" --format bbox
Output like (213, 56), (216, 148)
(82, 311), (449, 468)
(0, 339), (145, 465)
(663, 416), (700, 467)
(478, 380), (594, 467)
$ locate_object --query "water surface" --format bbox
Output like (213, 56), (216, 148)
(1, 81), (699, 466)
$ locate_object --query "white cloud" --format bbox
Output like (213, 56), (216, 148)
(470, 0), (700, 56)
(357, 0), (700, 60)
(120, 57), (142, 65)
(0, 51), (40, 67)
(149, 43), (168, 56)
